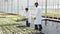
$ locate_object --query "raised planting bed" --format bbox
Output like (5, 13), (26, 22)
(0, 26), (36, 34)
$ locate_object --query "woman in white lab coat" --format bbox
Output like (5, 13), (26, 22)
(34, 2), (42, 32)
(25, 8), (31, 27)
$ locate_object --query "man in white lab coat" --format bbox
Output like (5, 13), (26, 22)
(25, 8), (31, 27)
(34, 2), (42, 32)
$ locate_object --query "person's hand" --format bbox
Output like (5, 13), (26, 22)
(34, 17), (36, 20)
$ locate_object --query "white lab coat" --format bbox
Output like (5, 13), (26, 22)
(25, 11), (31, 23)
(34, 6), (42, 24)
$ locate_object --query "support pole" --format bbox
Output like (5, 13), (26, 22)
(11, 0), (12, 13)
(45, 0), (47, 26)
(27, 0), (29, 8)
(56, 0), (59, 29)
(17, 0), (19, 14)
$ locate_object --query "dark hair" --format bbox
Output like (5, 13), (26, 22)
(25, 8), (28, 11)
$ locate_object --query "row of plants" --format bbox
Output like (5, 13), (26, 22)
(0, 26), (36, 34)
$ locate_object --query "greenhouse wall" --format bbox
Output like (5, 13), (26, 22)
(0, 0), (60, 15)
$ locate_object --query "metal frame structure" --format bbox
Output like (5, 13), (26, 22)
(0, 0), (60, 34)
(0, 0), (60, 27)
(45, 0), (47, 26)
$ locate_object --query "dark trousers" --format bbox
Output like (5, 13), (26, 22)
(39, 24), (42, 31)
(26, 18), (30, 27)
(35, 24), (42, 31)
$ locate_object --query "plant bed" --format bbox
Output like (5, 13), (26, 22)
(0, 25), (36, 34)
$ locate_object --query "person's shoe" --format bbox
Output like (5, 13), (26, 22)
(35, 25), (38, 30)
(26, 20), (28, 26)
(28, 23), (30, 27)
(39, 24), (42, 31)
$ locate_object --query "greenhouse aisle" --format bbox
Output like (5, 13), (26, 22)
(18, 11), (60, 34)
(21, 20), (60, 34)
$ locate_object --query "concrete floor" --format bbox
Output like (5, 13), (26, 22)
(19, 11), (60, 34)
(21, 20), (60, 34)
(42, 21), (60, 34)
